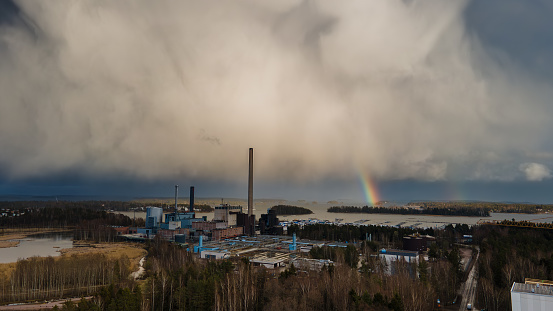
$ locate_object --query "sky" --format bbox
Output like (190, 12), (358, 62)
(1, 0), (553, 203)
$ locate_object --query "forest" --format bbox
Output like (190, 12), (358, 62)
(0, 253), (133, 303)
(48, 234), (459, 311)
(408, 201), (553, 213)
(0, 201), (144, 212)
(474, 225), (553, 310)
(0, 206), (133, 229)
(269, 205), (313, 215)
(4, 221), (479, 311)
(328, 205), (490, 217)
(287, 223), (435, 244)
(0, 200), (214, 213)
(2, 203), (552, 310)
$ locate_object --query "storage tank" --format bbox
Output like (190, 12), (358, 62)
(146, 207), (163, 228)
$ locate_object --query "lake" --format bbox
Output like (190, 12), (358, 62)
(113, 201), (553, 229)
(0, 232), (73, 264)
(275, 202), (553, 227)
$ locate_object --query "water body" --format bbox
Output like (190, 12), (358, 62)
(113, 203), (553, 229)
(277, 202), (553, 228)
(0, 232), (73, 264)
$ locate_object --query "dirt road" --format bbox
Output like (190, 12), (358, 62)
(0, 297), (92, 310)
(459, 248), (479, 310)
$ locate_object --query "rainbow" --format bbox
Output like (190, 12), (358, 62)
(358, 172), (380, 206)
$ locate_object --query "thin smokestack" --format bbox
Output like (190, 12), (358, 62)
(189, 186), (195, 212)
(248, 148), (253, 217)
(175, 184), (178, 211)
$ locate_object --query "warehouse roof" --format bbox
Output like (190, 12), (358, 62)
(511, 282), (553, 296)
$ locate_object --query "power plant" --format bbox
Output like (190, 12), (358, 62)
(122, 147), (258, 242)
(114, 148), (356, 271)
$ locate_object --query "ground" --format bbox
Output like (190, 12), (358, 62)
(0, 228), (147, 282)
(60, 242), (146, 272)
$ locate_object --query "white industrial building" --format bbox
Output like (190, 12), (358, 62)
(250, 252), (288, 269)
(511, 280), (553, 311)
(200, 250), (231, 260)
(213, 204), (242, 226)
(146, 206), (163, 228)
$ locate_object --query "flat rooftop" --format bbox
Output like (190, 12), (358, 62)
(512, 282), (553, 296)
(380, 249), (419, 257)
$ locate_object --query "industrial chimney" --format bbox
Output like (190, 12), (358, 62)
(175, 185), (179, 211)
(189, 186), (195, 212)
(248, 148), (253, 217)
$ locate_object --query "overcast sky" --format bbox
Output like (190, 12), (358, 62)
(1, 0), (553, 203)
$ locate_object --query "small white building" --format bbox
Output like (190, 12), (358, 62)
(511, 281), (553, 311)
(200, 250), (230, 260)
(378, 249), (420, 276)
(379, 249), (419, 264)
(250, 252), (288, 269)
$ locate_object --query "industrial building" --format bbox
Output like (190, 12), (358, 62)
(122, 148), (258, 244)
(213, 204), (242, 226)
(259, 209), (283, 235)
(145, 207), (163, 229)
(250, 252), (289, 269)
(192, 221), (228, 231)
(379, 249), (419, 263)
(211, 227), (244, 240)
(378, 249), (421, 276)
(402, 234), (436, 253)
(191, 234), (351, 273)
(291, 258), (334, 271)
(511, 279), (553, 311)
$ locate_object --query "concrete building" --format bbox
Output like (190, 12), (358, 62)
(379, 249), (420, 276)
(192, 221), (228, 231)
(164, 211), (205, 229)
(511, 279), (553, 311)
(160, 221), (180, 230)
(214, 204), (243, 226)
(237, 212), (256, 236)
(212, 226), (244, 240)
(157, 228), (188, 240)
(402, 234), (436, 253)
(201, 250), (231, 260)
(380, 249), (419, 263)
(136, 228), (154, 238)
(259, 209), (283, 235)
(112, 227), (130, 235)
(250, 252), (288, 269)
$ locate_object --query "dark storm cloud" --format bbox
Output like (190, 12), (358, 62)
(0, 0), (552, 189)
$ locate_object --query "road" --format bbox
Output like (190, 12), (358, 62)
(459, 247), (479, 310)
(0, 297), (93, 310)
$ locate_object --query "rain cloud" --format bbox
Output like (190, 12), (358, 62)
(0, 0), (552, 185)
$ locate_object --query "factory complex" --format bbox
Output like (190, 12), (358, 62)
(112, 148), (436, 273)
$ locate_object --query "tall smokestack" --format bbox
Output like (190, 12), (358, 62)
(189, 186), (195, 212)
(248, 148), (253, 217)
(175, 184), (179, 211)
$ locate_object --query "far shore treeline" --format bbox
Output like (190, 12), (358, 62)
(328, 205), (491, 217)
(269, 205), (313, 215)
(329, 201), (553, 216)
(0, 200), (213, 212)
